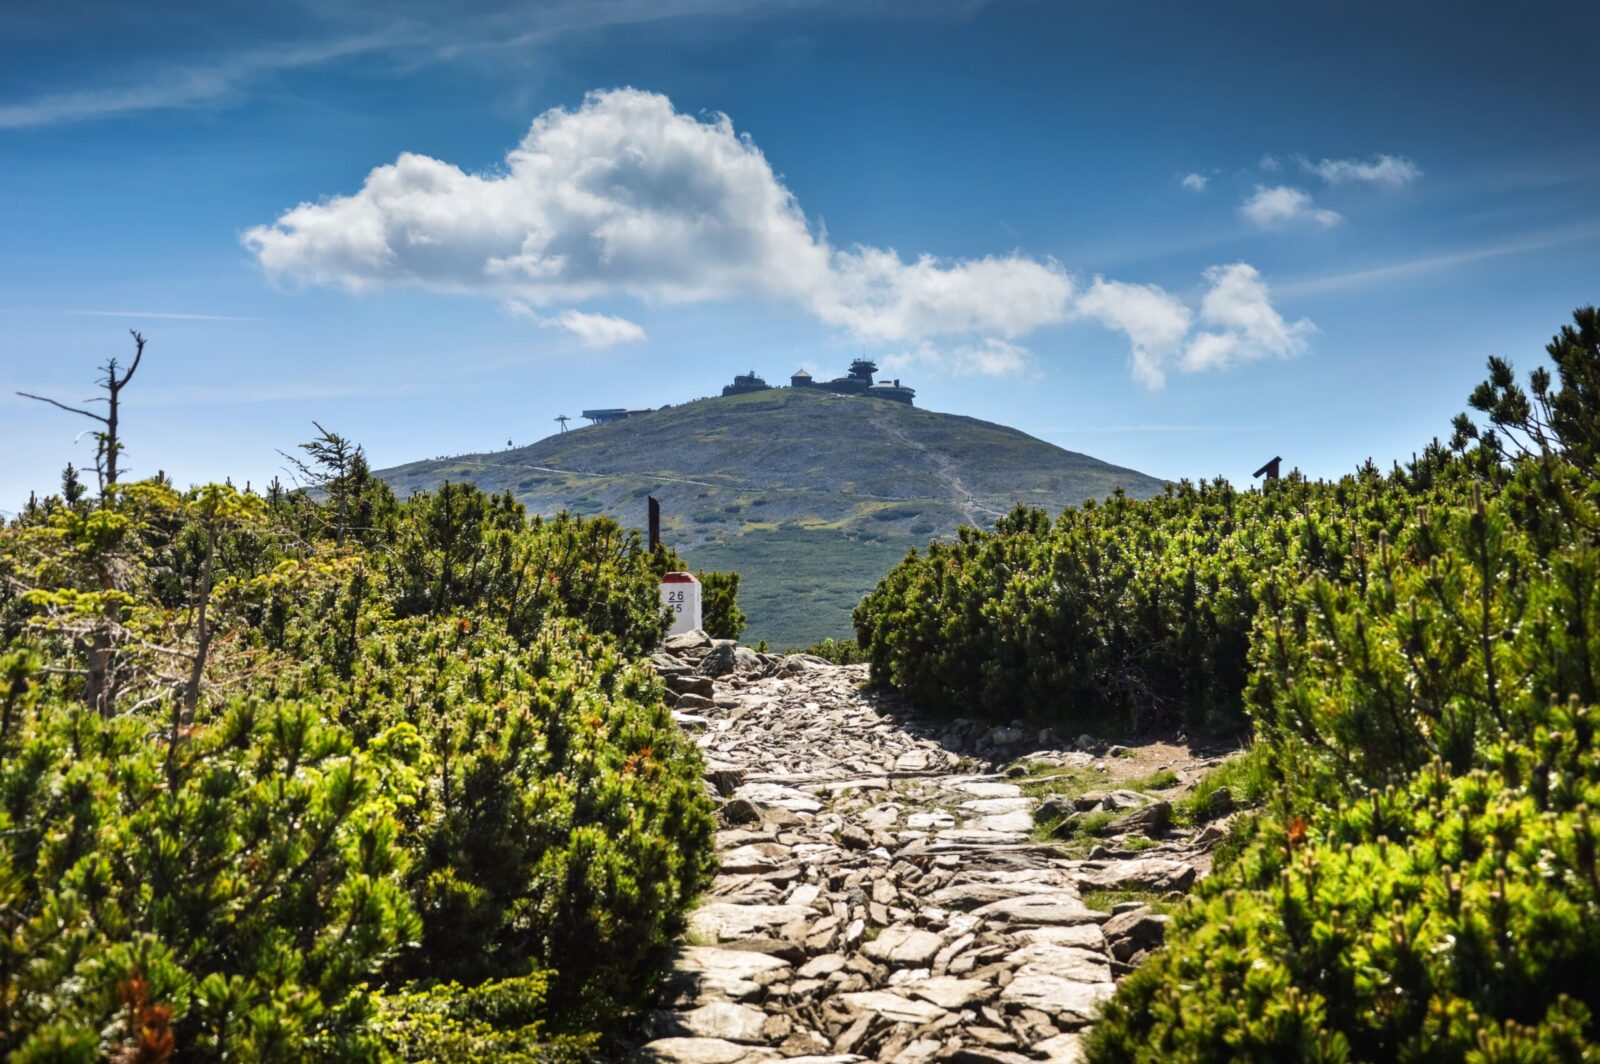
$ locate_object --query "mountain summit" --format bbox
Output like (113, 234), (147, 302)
(376, 387), (1165, 646)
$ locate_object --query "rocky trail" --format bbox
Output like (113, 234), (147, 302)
(633, 633), (1235, 1064)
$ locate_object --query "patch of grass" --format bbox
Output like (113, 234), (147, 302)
(1129, 768), (1181, 792)
(1018, 765), (1110, 800)
(1120, 836), (1159, 852)
(1081, 890), (1181, 917)
(1174, 743), (1273, 824)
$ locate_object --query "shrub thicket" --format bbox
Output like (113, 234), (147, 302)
(854, 455), (1477, 730)
(0, 460), (717, 1058)
(853, 305), (1600, 1058)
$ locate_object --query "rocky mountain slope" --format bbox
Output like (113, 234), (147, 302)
(377, 388), (1165, 647)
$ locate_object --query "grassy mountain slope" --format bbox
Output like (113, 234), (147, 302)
(378, 388), (1166, 646)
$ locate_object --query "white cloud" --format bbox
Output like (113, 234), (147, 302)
(1301, 153), (1421, 187)
(503, 300), (647, 347)
(1075, 278), (1194, 389)
(245, 88), (1312, 390)
(1240, 185), (1342, 229)
(882, 337), (1034, 378)
(1259, 153), (1282, 172)
(1076, 265), (1310, 388)
(246, 88), (1072, 349)
(1180, 172), (1208, 191)
(545, 308), (648, 347)
(1182, 263), (1314, 372)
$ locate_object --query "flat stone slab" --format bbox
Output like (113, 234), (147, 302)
(672, 946), (791, 1001)
(838, 990), (948, 1025)
(973, 809), (1037, 832)
(905, 975), (993, 1009)
(1007, 943), (1112, 983)
(663, 1002), (770, 1043)
(734, 783), (822, 813)
(862, 925), (943, 966)
(945, 780), (1025, 798)
(1078, 858), (1197, 894)
(959, 797), (1034, 813)
(719, 844), (789, 874)
(969, 894), (1105, 927)
(689, 903), (813, 941)
(636, 1037), (779, 1063)
(1000, 972), (1116, 1024)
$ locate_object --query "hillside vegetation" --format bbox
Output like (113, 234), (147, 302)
(854, 305), (1600, 1059)
(377, 387), (1165, 647)
(0, 418), (717, 1059)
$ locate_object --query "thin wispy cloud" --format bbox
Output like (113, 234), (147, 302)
(1276, 220), (1600, 297)
(1180, 172), (1208, 191)
(1300, 153), (1421, 187)
(0, 32), (401, 129)
(0, 1), (988, 130)
(67, 309), (263, 322)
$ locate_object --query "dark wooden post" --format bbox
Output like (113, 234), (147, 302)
(1252, 456), (1283, 481)
(648, 496), (661, 551)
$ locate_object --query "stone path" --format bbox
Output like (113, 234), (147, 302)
(635, 633), (1226, 1064)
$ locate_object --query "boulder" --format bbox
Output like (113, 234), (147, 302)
(668, 674), (716, 698)
(1102, 908), (1169, 962)
(1033, 794), (1077, 823)
(699, 640), (740, 677)
(664, 630), (714, 655)
(1106, 799), (1171, 838)
(718, 799), (761, 826)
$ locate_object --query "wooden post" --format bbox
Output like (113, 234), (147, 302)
(648, 495), (661, 551)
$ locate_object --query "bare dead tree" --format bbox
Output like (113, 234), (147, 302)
(18, 330), (146, 503)
(16, 331), (147, 715)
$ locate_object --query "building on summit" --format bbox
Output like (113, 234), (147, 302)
(580, 407), (653, 425)
(721, 370), (772, 397)
(582, 361), (914, 428)
(786, 359), (915, 405)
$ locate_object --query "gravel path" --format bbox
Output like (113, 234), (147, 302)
(635, 635), (1222, 1064)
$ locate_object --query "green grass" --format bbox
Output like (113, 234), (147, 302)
(1018, 764), (1112, 801)
(1129, 768), (1182, 792)
(1174, 743), (1273, 824)
(1082, 890), (1181, 917)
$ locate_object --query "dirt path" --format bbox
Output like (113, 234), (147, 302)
(635, 636), (1230, 1063)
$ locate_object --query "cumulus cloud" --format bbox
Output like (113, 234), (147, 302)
(1182, 263), (1314, 372)
(1240, 185), (1342, 229)
(1180, 172), (1208, 191)
(1300, 153), (1421, 187)
(1075, 279), (1193, 389)
(245, 88), (1071, 349)
(245, 87), (1311, 389)
(1076, 265), (1309, 388)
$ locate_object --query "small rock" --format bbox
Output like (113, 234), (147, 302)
(718, 799), (761, 826)
(837, 824), (872, 851)
(1106, 800), (1171, 838)
(1034, 794), (1076, 823)
(1206, 785), (1235, 819)
(708, 768), (745, 798)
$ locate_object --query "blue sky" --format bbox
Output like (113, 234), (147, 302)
(3, 0), (1597, 512)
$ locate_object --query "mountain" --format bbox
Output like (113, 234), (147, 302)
(376, 387), (1166, 647)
